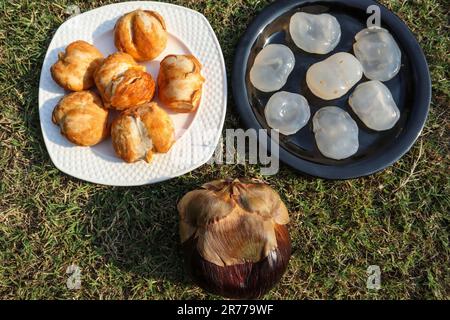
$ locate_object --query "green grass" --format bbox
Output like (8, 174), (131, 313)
(0, 0), (449, 300)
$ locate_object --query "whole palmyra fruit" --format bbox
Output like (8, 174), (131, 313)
(178, 179), (291, 299)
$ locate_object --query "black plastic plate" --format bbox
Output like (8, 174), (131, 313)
(232, 0), (431, 179)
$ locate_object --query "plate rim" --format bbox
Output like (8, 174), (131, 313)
(38, 1), (227, 186)
(232, 0), (431, 180)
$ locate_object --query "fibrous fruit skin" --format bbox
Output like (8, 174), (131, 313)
(178, 179), (292, 299)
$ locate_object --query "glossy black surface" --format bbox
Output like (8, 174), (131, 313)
(233, 0), (431, 179)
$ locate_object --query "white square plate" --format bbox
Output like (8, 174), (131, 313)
(39, 1), (227, 186)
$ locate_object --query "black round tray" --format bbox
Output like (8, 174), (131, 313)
(232, 0), (431, 179)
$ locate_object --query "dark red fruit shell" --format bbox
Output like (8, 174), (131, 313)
(182, 224), (291, 299)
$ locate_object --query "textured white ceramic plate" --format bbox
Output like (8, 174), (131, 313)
(39, 1), (227, 186)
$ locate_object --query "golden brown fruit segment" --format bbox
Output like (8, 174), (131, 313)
(51, 40), (104, 91)
(111, 102), (175, 163)
(157, 54), (205, 113)
(94, 52), (155, 110)
(178, 179), (291, 299)
(52, 91), (110, 146)
(114, 9), (168, 62)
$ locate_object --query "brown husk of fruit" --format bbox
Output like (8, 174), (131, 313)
(178, 179), (291, 299)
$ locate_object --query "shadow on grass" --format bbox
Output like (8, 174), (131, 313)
(83, 177), (206, 287)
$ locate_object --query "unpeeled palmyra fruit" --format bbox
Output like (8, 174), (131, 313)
(178, 179), (292, 299)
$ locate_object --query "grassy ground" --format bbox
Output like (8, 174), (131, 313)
(0, 0), (448, 300)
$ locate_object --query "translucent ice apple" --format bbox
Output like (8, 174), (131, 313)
(313, 107), (359, 160)
(250, 44), (295, 92)
(306, 52), (363, 100)
(353, 27), (402, 81)
(264, 91), (311, 135)
(349, 80), (400, 131)
(289, 12), (341, 54)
